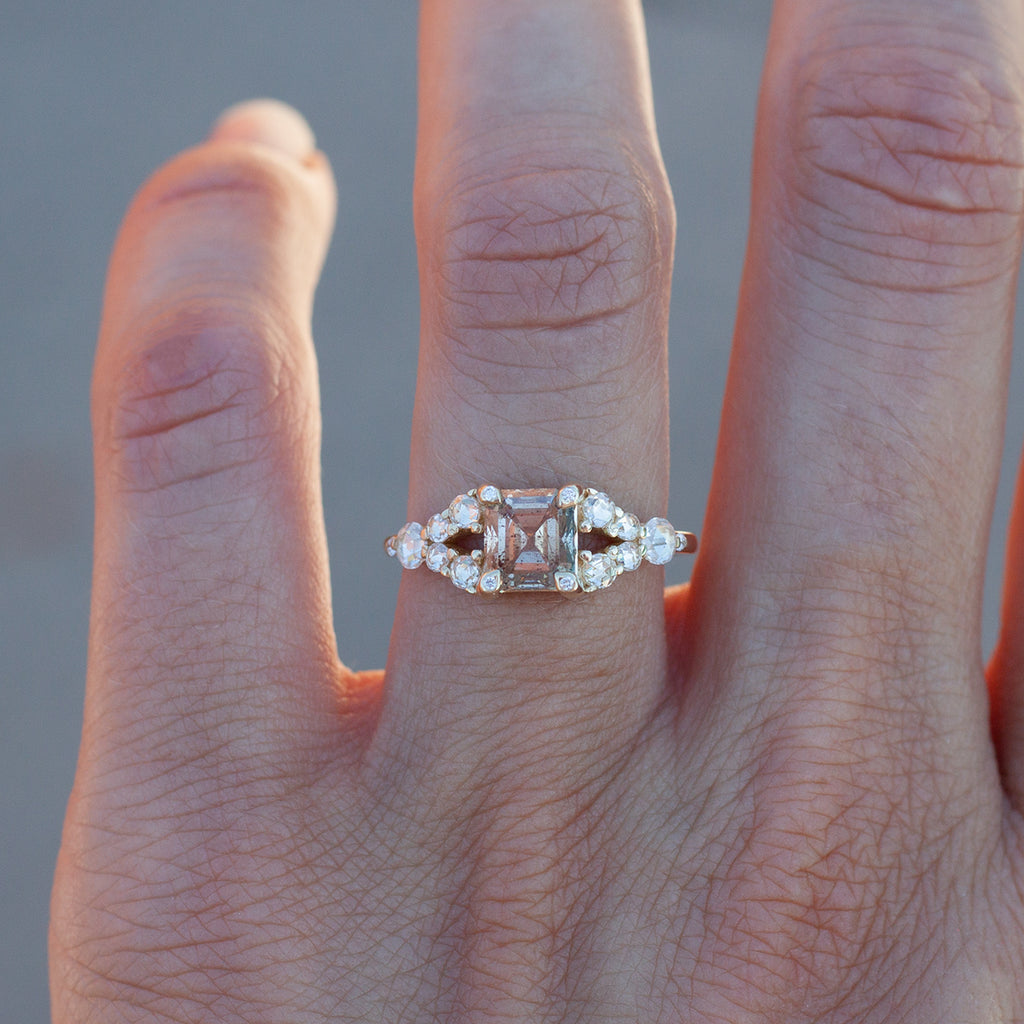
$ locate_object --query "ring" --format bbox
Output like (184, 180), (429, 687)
(385, 485), (697, 595)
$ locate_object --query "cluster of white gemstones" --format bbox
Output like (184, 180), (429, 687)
(385, 485), (696, 595)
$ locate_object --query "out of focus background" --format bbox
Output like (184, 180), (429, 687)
(3, 2), (1022, 1018)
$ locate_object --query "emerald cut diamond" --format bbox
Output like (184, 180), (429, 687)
(482, 488), (578, 593)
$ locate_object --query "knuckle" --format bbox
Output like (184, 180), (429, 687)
(103, 313), (298, 496)
(135, 140), (312, 235)
(785, 34), (1024, 287)
(422, 143), (674, 345)
(706, 763), (944, 1017)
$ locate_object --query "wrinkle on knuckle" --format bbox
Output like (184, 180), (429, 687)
(429, 337), (652, 443)
(749, 544), (962, 718)
(52, 796), (332, 1021)
(104, 316), (298, 498)
(784, 34), (1024, 289)
(424, 151), (673, 352)
(135, 141), (315, 237)
(701, 764), (942, 1018)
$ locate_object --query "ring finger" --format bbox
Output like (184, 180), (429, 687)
(376, 0), (679, 785)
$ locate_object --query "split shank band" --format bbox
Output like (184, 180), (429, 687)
(386, 484), (697, 596)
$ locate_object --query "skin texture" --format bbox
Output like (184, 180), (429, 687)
(49, 0), (1024, 1020)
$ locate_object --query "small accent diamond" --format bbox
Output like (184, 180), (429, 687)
(558, 484), (581, 508)
(478, 484), (501, 505)
(479, 569), (502, 593)
(614, 541), (642, 572)
(396, 523), (425, 569)
(643, 518), (676, 565)
(384, 535), (398, 557)
(555, 571), (579, 592)
(580, 491), (616, 530)
(581, 552), (617, 591)
(450, 494), (481, 529)
(451, 555), (481, 591)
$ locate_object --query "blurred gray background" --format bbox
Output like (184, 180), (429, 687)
(3, 2), (1022, 1018)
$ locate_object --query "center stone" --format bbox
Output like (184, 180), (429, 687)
(482, 489), (577, 592)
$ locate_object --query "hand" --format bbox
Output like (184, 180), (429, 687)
(50, 1), (1024, 1020)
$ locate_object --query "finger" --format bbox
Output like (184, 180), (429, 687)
(86, 100), (341, 786)
(379, 2), (677, 774)
(990, 450), (1024, 807)
(690, 2), (1024, 766)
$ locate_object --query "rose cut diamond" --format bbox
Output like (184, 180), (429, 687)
(451, 555), (481, 591)
(396, 523), (426, 569)
(426, 513), (451, 543)
(581, 551), (617, 591)
(580, 491), (616, 530)
(643, 517), (676, 565)
(450, 494), (481, 529)
(482, 488), (578, 593)
(613, 540), (643, 572)
(425, 542), (451, 573)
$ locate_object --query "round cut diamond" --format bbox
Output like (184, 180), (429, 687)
(558, 484), (581, 508)
(384, 535), (398, 557)
(426, 513), (451, 543)
(451, 555), (481, 591)
(425, 542), (451, 572)
(581, 552), (617, 591)
(580, 491), (615, 530)
(643, 518), (676, 565)
(555, 570), (579, 592)
(449, 494), (481, 529)
(478, 484), (501, 504)
(396, 523), (425, 569)
(614, 541), (642, 572)
(479, 569), (502, 593)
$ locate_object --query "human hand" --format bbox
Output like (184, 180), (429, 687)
(50, 1), (1024, 1020)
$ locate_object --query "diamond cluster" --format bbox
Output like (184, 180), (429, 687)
(385, 485), (696, 595)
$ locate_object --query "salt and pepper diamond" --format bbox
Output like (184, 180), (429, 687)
(482, 488), (577, 593)
(386, 485), (696, 594)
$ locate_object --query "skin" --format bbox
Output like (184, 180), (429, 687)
(48, 0), (1024, 1020)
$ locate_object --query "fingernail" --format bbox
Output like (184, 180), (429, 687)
(208, 99), (316, 161)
